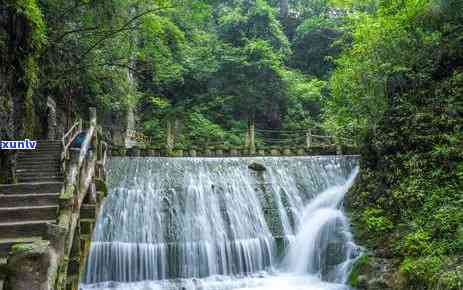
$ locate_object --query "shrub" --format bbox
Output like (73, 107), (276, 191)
(362, 208), (394, 233)
(400, 229), (431, 256)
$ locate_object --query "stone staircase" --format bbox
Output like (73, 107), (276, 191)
(16, 140), (63, 182)
(0, 140), (64, 259)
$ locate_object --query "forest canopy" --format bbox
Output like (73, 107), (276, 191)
(1, 0), (462, 289)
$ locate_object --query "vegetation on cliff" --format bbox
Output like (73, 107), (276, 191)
(339, 1), (463, 289)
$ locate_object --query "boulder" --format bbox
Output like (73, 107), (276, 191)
(248, 162), (266, 172)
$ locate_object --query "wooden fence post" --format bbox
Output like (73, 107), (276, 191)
(336, 136), (342, 155)
(306, 129), (312, 149)
(89, 107), (97, 149)
(249, 121), (256, 155)
(245, 127), (250, 148)
(89, 107), (97, 126)
(166, 119), (174, 154)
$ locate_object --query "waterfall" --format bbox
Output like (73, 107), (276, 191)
(81, 156), (360, 290)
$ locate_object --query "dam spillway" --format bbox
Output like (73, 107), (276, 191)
(81, 156), (360, 290)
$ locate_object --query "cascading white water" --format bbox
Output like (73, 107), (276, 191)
(81, 156), (360, 290)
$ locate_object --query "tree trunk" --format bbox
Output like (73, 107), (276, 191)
(280, 0), (289, 18)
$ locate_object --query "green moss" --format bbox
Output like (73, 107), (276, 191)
(94, 178), (108, 195)
(60, 184), (75, 200)
(348, 255), (369, 287)
(12, 0), (47, 50)
(11, 240), (48, 254)
(11, 243), (34, 253)
(4, 1), (46, 138)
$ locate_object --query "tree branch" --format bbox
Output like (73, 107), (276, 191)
(79, 5), (178, 59)
(53, 4), (177, 52)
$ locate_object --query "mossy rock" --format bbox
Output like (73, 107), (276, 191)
(94, 178), (108, 195)
(248, 162), (266, 172)
(60, 184), (75, 201)
(348, 255), (370, 287)
(11, 240), (49, 255)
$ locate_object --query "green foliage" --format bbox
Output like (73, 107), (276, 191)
(289, 13), (344, 78)
(218, 0), (290, 53)
(362, 208), (394, 233)
(138, 14), (186, 84)
(5, 2), (462, 289)
(399, 256), (463, 290)
(324, 0), (441, 138)
(280, 71), (326, 129)
(400, 256), (444, 288)
(399, 229), (431, 256)
(295, 16), (337, 40)
(12, 0), (47, 50)
(339, 1), (463, 289)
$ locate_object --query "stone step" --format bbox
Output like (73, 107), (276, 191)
(27, 148), (62, 153)
(0, 220), (54, 239)
(37, 140), (61, 144)
(22, 142), (61, 148)
(19, 145), (61, 151)
(16, 171), (62, 179)
(16, 167), (61, 174)
(81, 204), (96, 220)
(20, 142), (61, 148)
(18, 152), (62, 158)
(0, 206), (58, 223)
(37, 141), (61, 145)
(17, 155), (61, 162)
(0, 193), (60, 207)
(17, 176), (64, 183)
(18, 153), (61, 159)
(0, 182), (63, 194)
(0, 237), (43, 257)
(17, 160), (61, 168)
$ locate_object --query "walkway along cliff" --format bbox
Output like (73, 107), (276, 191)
(0, 108), (109, 290)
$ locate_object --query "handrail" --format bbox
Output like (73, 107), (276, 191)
(62, 118), (82, 161)
(55, 108), (98, 289)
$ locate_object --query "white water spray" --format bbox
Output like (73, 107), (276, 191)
(81, 156), (359, 290)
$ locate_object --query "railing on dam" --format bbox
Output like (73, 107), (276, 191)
(100, 120), (357, 157)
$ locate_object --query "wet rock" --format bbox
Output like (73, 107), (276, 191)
(349, 255), (406, 290)
(248, 162), (266, 172)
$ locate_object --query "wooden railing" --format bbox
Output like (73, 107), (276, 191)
(54, 107), (108, 290)
(101, 118), (356, 157)
(61, 118), (82, 163)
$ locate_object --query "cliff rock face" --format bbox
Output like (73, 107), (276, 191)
(345, 72), (463, 289)
(0, 95), (14, 183)
(0, 1), (47, 183)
